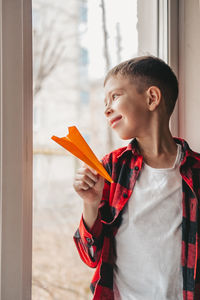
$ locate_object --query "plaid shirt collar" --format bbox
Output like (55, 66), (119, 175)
(117, 138), (139, 159)
(117, 136), (200, 163)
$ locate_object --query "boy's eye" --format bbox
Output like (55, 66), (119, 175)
(112, 94), (119, 100)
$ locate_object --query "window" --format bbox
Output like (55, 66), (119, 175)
(0, 0), (183, 298)
(32, 1), (175, 299)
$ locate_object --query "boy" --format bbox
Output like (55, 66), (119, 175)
(73, 56), (200, 300)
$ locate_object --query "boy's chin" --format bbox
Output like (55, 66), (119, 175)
(113, 127), (136, 140)
(117, 132), (135, 140)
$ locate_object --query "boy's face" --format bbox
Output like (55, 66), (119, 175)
(104, 75), (151, 140)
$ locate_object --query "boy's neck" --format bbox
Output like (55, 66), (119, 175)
(136, 127), (178, 169)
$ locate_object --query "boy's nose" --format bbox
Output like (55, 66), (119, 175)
(104, 104), (113, 117)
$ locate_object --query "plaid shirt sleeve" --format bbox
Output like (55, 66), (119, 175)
(73, 156), (111, 268)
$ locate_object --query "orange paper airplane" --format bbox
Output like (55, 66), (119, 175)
(51, 126), (113, 183)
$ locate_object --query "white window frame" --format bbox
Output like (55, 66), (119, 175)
(158, 0), (168, 61)
(0, 0), (32, 299)
(167, 0), (179, 137)
(158, 0), (179, 136)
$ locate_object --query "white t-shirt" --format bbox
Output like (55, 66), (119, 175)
(113, 144), (183, 300)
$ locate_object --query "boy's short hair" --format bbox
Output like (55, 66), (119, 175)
(104, 56), (179, 117)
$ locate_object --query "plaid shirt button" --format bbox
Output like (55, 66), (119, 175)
(134, 166), (139, 171)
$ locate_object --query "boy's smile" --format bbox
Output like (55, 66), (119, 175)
(104, 75), (151, 140)
(109, 115), (122, 128)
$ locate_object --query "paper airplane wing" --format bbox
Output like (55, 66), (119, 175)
(51, 126), (113, 183)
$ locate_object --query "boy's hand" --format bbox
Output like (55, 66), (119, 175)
(73, 164), (105, 229)
(73, 163), (104, 207)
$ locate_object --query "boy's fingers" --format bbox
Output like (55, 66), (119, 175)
(78, 166), (98, 182)
(76, 174), (96, 187)
(75, 180), (90, 191)
(82, 163), (98, 175)
(88, 166), (98, 175)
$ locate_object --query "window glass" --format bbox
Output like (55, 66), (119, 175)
(32, 0), (159, 299)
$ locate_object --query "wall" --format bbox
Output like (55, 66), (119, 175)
(179, 0), (200, 151)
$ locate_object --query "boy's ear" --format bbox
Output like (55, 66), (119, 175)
(146, 86), (161, 111)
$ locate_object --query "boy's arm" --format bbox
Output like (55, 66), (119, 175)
(73, 211), (103, 268)
(73, 178), (110, 268)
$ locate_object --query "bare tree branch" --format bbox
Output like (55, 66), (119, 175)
(100, 0), (110, 71)
(100, 0), (113, 151)
(116, 22), (122, 63)
(33, 1), (79, 97)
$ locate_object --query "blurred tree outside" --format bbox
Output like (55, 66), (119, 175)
(33, 0), (79, 97)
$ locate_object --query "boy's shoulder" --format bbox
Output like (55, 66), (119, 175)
(102, 146), (127, 161)
(188, 149), (200, 167)
(101, 139), (137, 165)
(190, 149), (200, 159)
(175, 137), (200, 164)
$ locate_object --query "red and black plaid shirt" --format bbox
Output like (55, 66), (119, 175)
(74, 137), (200, 300)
